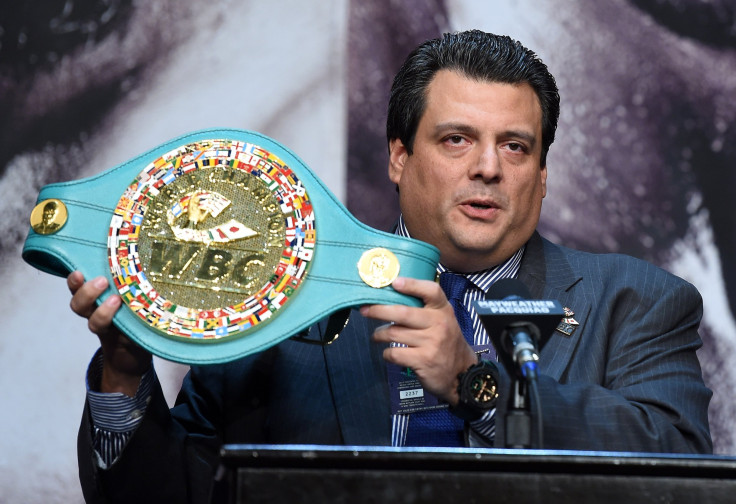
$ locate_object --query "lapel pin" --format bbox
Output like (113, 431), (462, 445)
(556, 307), (579, 336)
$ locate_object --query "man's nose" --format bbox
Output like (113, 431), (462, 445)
(468, 144), (501, 182)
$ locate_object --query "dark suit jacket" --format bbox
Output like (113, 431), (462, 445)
(78, 232), (712, 503)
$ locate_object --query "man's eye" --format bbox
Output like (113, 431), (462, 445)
(446, 135), (465, 144)
(507, 142), (525, 152)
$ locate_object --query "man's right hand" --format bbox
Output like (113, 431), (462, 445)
(68, 271), (152, 397)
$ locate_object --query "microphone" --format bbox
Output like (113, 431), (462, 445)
(475, 279), (562, 450)
(474, 279), (564, 380)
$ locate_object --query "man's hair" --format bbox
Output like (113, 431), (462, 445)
(386, 30), (560, 166)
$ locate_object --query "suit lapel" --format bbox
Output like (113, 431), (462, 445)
(517, 232), (591, 381)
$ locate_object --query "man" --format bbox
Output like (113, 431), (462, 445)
(68, 30), (712, 503)
(38, 200), (62, 234)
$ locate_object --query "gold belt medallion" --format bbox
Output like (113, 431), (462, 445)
(108, 139), (316, 341)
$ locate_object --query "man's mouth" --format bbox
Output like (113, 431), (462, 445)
(469, 202), (492, 209)
(462, 198), (497, 210)
(458, 199), (499, 221)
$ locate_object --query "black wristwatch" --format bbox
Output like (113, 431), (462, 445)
(450, 360), (500, 421)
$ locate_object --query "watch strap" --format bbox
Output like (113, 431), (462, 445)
(451, 359), (499, 421)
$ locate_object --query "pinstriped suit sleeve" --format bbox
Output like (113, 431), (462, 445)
(501, 250), (713, 453)
(78, 318), (348, 504)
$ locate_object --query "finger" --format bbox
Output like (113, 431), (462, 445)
(362, 303), (441, 340)
(87, 294), (122, 337)
(382, 344), (415, 367)
(391, 276), (448, 309)
(67, 271), (85, 295)
(371, 319), (428, 348)
(362, 299), (455, 336)
(360, 302), (412, 325)
(371, 321), (397, 344)
(69, 276), (109, 319)
(381, 344), (446, 381)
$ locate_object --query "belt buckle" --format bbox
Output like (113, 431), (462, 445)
(109, 138), (314, 342)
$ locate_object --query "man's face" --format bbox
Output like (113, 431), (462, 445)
(389, 70), (547, 272)
(43, 205), (56, 224)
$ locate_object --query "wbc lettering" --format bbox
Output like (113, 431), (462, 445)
(147, 242), (268, 290)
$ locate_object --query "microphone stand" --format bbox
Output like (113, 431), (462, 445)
(506, 378), (533, 449)
(504, 327), (543, 449)
(505, 363), (543, 449)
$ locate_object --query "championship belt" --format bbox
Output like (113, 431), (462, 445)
(22, 129), (439, 365)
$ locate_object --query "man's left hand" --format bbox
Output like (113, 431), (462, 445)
(361, 276), (478, 406)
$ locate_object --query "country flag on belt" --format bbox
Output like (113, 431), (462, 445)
(297, 248), (314, 261)
(271, 293), (287, 308)
(205, 220), (258, 242)
(257, 306), (272, 320)
(162, 169), (176, 184)
(196, 191), (230, 216)
(237, 152), (257, 165)
(204, 318), (223, 330)
(170, 202), (183, 217)
(123, 264), (136, 278)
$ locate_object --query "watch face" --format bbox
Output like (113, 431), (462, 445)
(468, 369), (498, 406)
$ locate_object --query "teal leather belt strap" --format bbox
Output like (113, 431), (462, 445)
(22, 128), (439, 365)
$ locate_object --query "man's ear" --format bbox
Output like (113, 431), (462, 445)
(388, 138), (408, 185)
(540, 164), (548, 199)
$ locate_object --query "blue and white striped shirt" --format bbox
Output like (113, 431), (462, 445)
(391, 215), (524, 447)
(86, 351), (153, 468)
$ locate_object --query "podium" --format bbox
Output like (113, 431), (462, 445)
(217, 445), (736, 503)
